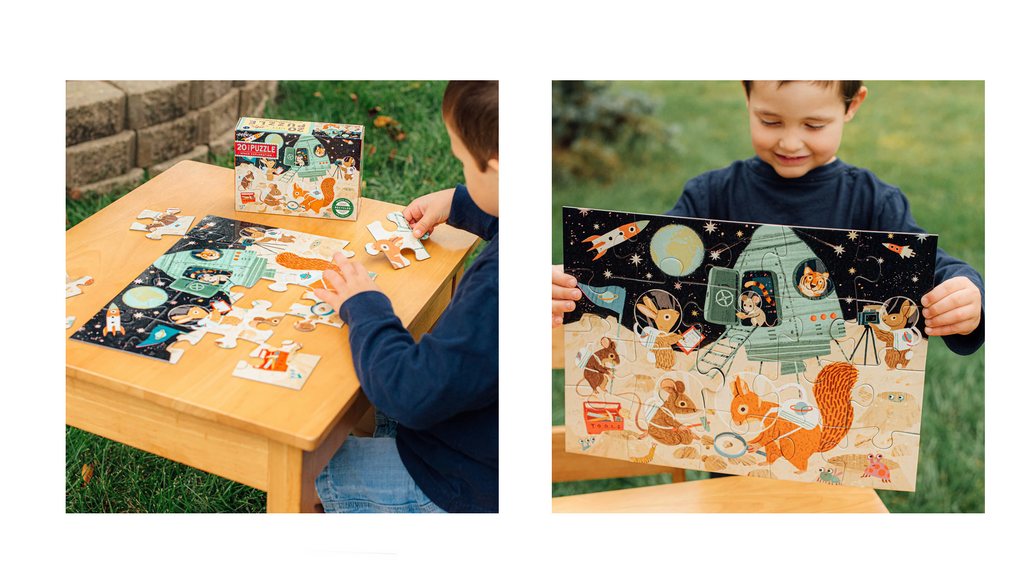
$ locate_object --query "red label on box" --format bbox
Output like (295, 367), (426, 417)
(235, 142), (279, 158)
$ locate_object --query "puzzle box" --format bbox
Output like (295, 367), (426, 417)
(562, 207), (937, 491)
(234, 117), (363, 221)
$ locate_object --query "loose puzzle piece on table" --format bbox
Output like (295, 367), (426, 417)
(66, 271), (94, 298)
(364, 211), (430, 270)
(232, 340), (321, 390)
(560, 206), (938, 492)
(130, 208), (196, 240)
(70, 215), (358, 366)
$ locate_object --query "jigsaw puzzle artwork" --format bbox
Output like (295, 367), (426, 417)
(69, 215), (358, 371)
(562, 207), (938, 491)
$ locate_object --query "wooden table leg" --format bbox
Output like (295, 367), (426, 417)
(265, 392), (372, 513)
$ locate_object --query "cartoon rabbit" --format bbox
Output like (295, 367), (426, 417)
(636, 295), (685, 370)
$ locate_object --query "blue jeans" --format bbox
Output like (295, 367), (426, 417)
(314, 412), (445, 513)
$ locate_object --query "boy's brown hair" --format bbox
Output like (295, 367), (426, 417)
(742, 80), (863, 112)
(442, 81), (498, 171)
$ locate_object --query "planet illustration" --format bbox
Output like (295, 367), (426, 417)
(650, 224), (705, 276)
(121, 286), (168, 309)
(266, 133), (284, 149)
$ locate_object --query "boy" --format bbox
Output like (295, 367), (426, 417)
(314, 81), (498, 513)
(553, 81), (984, 356)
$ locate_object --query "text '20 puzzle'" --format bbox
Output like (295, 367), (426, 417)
(562, 207), (937, 491)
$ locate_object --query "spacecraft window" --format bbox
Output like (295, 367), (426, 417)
(739, 270), (779, 327)
(793, 258), (834, 299)
(295, 148), (309, 165)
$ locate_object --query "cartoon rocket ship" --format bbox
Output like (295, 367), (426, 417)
(583, 221), (650, 260)
(883, 242), (916, 259)
(103, 303), (125, 337)
(242, 132), (265, 142)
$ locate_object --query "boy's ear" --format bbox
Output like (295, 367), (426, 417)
(486, 158), (499, 174)
(844, 86), (868, 122)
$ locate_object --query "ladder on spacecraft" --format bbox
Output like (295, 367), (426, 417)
(692, 326), (751, 380)
(277, 167), (298, 183)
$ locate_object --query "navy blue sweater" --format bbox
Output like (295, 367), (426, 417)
(337, 185), (498, 513)
(667, 157), (984, 355)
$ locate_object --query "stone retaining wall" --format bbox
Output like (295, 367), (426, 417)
(66, 80), (279, 195)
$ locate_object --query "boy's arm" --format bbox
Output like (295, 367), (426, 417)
(875, 190), (985, 355)
(321, 250), (499, 430)
(447, 184), (498, 241)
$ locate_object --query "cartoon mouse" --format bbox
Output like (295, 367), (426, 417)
(868, 299), (921, 370)
(635, 378), (701, 446)
(579, 336), (620, 394)
(736, 292), (767, 327)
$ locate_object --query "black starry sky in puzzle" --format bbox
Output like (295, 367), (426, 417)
(562, 207), (937, 349)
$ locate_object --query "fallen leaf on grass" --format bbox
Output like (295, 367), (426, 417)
(388, 148), (397, 161)
(81, 463), (95, 485)
(374, 116), (396, 127)
(314, 91), (323, 99)
(370, 146), (377, 155)
(367, 106), (381, 116)
(68, 188), (82, 201)
(350, 93), (358, 103)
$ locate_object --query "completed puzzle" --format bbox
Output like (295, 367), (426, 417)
(562, 207), (937, 491)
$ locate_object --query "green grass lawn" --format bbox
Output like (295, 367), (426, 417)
(66, 80), (463, 513)
(552, 81), (985, 513)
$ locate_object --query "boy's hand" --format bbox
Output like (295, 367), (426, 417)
(552, 264), (581, 328)
(403, 188), (456, 239)
(314, 252), (383, 313)
(921, 276), (982, 336)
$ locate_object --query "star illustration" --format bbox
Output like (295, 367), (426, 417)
(877, 257), (884, 264)
(137, 328), (146, 333)
(709, 250), (721, 261)
(673, 282), (682, 290)
(736, 230), (744, 238)
(845, 297), (854, 304)
(911, 275), (919, 283)
(133, 312), (145, 319)
(704, 221), (717, 234)
(692, 310), (699, 317)
(887, 233), (894, 239)
(579, 209), (591, 216)
(629, 254), (642, 266)
(849, 267), (857, 274)
(847, 231), (859, 241)
(833, 244), (845, 256)
(645, 272), (653, 279)
(916, 234), (929, 242)
(603, 270), (612, 279)
(593, 223), (601, 230)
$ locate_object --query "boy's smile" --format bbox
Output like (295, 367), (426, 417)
(746, 81), (866, 179)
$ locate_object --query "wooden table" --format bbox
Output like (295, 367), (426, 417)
(552, 475), (889, 513)
(65, 161), (479, 513)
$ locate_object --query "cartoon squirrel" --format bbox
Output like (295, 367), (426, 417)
(867, 300), (921, 370)
(579, 337), (620, 394)
(340, 156), (357, 181)
(729, 362), (858, 473)
(636, 295), (685, 370)
(633, 378), (702, 447)
(297, 177), (336, 214)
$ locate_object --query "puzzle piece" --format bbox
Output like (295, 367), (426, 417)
(287, 289), (344, 331)
(66, 316), (75, 329)
(66, 271), (94, 297)
(130, 208), (195, 240)
(364, 211), (430, 270)
(232, 339), (321, 390)
(194, 299), (286, 349)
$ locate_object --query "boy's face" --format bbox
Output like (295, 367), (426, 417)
(445, 120), (498, 216)
(746, 81), (866, 179)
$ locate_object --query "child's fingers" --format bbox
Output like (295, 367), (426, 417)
(552, 265), (577, 288)
(921, 288), (974, 320)
(553, 283), (581, 301)
(553, 299), (576, 315)
(921, 277), (969, 307)
(552, 315), (563, 328)
(925, 319), (975, 336)
(322, 268), (346, 290)
(314, 286), (341, 307)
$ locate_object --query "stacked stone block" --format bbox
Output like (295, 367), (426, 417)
(66, 80), (279, 195)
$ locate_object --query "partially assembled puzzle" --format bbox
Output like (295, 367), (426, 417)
(69, 215), (369, 389)
(562, 207), (937, 491)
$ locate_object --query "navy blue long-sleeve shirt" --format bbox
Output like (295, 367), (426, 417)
(337, 185), (498, 512)
(666, 156), (984, 355)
